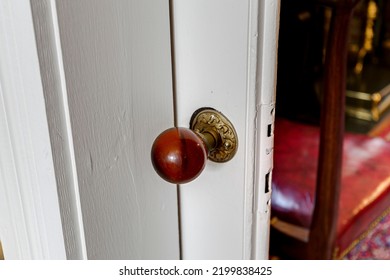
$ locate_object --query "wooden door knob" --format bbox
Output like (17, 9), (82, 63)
(151, 108), (238, 184)
(151, 127), (207, 184)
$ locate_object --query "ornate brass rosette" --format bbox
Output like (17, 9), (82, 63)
(190, 108), (238, 162)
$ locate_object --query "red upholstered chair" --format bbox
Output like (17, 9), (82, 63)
(271, 119), (390, 259)
(269, 0), (390, 259)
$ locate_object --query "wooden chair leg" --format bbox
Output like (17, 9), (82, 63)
(308, 4), (358, 259)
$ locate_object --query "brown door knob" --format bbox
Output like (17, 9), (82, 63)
(151, 108), (238, 184)
(151, 127), (207, 184)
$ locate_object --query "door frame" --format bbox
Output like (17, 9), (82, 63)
(0, 0), (280, 259)
(248, 0), (280, 259)
(0, 0), (70, 259)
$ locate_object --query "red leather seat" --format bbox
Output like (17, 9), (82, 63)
(271, 118), (390, 258)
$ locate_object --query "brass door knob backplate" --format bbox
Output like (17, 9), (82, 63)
(190, 108), (238, 163)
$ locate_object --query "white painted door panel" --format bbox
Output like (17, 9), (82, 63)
(54, 0), (179, 259)
(173, 0), (250, 259)
(173, 0), (279, 259)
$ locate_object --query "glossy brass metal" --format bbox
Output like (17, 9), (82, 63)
(0, 240), (4, 260)
(190, 108), (238, 162)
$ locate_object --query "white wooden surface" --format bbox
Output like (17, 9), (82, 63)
(1, 0), (280, 260)
(53, 0), (180, 259)
(0, 0), (66, 259)
(172, 0), (280, 259)
(30, 0), (88, 260)
(251, 0), (280, 259)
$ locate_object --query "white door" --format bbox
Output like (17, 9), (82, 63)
(32, 0), (180, 260)
(0, 0), (279, 260)
(172, 0), (279, 259)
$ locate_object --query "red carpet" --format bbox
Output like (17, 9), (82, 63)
(344, 213), (390, 259)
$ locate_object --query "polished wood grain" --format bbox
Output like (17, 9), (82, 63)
(309, 4), (356, 260)
(151, 128), (207, 184)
